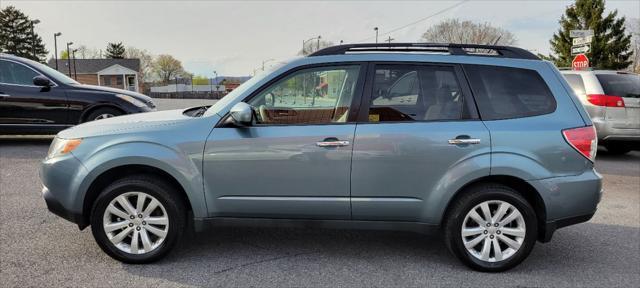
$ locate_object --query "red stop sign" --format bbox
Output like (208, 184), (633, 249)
(572, 54), (589, 70)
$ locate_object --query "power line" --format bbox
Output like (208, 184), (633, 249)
(355, 0), (470, 43)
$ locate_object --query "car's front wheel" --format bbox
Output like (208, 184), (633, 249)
(85, 107), (123, 122)
(90, 176), (186, 263)
(444, 184), (537, 272)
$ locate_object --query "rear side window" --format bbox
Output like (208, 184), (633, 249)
(464, 65), (556, 120)
(563, 74), (586, 95)
(369, 65), (465, 122)
(595, 74), (640, 99)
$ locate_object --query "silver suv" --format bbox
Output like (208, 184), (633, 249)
(40, 43), (602, 272)
(561, 70), (640, 154)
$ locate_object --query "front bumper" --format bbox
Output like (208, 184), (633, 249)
(42, 186), (86, 227)
(40, 153), (90, 229)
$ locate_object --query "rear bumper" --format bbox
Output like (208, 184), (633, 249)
(540, 211), (596, 242)
(528, 169), (603, 242)
(594, 119), (640, 142)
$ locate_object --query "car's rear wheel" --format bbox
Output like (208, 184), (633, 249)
(443, 183), (537, 272)
(85, 107), (123, 122)
(90, 176), (185, 263)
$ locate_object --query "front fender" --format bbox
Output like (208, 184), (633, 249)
(75, 141), (207, 218)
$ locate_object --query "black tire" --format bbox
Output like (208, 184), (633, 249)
(84, 107), (123, 122)
(604, 143), (631, 155)
(90, 175), (186, 264)
(443, 183), (537, 272)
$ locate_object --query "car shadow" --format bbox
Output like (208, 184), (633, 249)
(121, 222), (639, 287)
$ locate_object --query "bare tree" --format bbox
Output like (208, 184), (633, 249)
(153, 54), (185, 84)
(627, 18), (640, 73)
(75, 45), (101, 59)
(420, 19), (517, 45)
(299, 40), (335, 56)
(125, 46), (155, 85)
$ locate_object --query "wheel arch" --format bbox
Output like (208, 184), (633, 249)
(79, 103), (126, 123)
(80, 164), (194, 229)
(441, 175), (548, 242)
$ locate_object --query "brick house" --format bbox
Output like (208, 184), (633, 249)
(48, 59), (142, 92)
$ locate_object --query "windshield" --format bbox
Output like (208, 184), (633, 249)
(596, 73), (640, 98)
(24, 58), (79, 85)
(205, 62), (287, 116)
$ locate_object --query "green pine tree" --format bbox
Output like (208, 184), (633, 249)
(0, 6), (48, 62)
(105, 42), (125, 59)
(548, 0), (632, 70)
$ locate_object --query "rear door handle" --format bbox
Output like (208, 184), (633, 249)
(0, 93), (9, 98)
(448, 138), (481, 145)
(316, 138), (350, 147)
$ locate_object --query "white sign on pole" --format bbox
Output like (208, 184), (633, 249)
(570, 30), (594, 38)
(571, 44), (590, 55)
(572, 35), (593, 45)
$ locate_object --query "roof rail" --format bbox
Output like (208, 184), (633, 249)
(309, 43), (540, 60)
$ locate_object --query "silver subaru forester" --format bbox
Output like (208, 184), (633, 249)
(41, 43), (603, 272)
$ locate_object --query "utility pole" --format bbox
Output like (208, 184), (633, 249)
(53, 32), (62, 70)
(386, 36), (394, 44)
(317, 35), (321, 51)
(66, 42), (73, 77)
(213, 70), (218, 96)
(72, 49), (78, 80)
(30, 20), (40, 59)
(374, 27), (379, 43)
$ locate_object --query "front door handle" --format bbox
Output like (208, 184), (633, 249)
(0, 93), (9, 98)
(316, 138), (350, 147)
(448, 138), (481, 145)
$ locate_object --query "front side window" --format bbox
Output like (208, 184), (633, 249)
(248, 65), (360, 125)
(464, 65), (556, 120)
(0, 60), (40, 85)
(369, 65), (464, 122)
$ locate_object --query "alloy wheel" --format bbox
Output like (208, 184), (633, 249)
(102, 192), (169, 254)
(461, 200), (526, 262)
(94, 113), (114, 120)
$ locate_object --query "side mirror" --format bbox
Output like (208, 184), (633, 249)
(33, 75), (52, 87)
(229, 102), (253, 126)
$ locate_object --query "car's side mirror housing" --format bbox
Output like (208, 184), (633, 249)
(33, 75), (52, 87)
(229, 102), (253, 126)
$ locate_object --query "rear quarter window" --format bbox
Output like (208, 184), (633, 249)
(464, 65), (556, 120)
(563, 74), (586, 95)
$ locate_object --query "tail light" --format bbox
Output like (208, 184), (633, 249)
(562, 126), (597, 162)
(586, 94), (625, 107)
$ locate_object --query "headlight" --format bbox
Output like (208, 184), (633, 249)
(47, 137), (82, 159)
(115, 94), (147, 108)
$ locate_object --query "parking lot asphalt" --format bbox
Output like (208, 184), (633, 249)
(1, 100), (639, 287)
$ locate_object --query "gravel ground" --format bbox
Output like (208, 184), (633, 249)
(0, 114), (638, 287)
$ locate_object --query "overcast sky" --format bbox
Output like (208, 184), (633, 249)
(3, 0), (639, 77)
